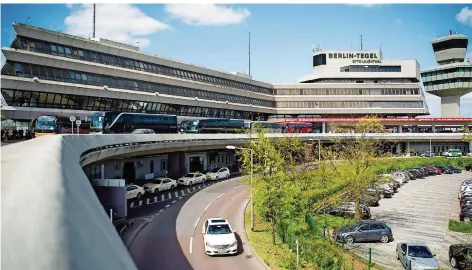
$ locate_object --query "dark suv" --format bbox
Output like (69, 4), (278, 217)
(449, 243), (472, 269)
(446, 165), (462, 173)
(436, 165), (453, 174)
(335, 221), (394, 244)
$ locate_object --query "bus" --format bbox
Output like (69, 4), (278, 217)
(100, 112), (178, 134)
(197, 119), (249, 133)
(251, 121), (283, 133)
(283, 122), (314, 133)
(180, 119), (200, 133)
(34, 115), (91, 137)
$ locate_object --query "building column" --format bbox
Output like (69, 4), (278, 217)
(101, 164), (105, 180)
(398, 125), (402, 133)
(168, 151), (186, 179)
(432, 125), (436, 133)
(322, 122), (326, 134)
(406, 142), (411, 156)
(441, 96), (461, 117)
(469, 141), (472, 154)
(396, 142), (402, 154)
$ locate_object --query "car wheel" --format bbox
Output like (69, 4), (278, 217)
(380, 235), (389, 243)
(226, 174), (230, 179)
(450, 257), (458, 268)
(344, 235), (354, 244)
(154, 188), (159, 194)
(215, 176), (219, 181)
(189, 181), (193, 186)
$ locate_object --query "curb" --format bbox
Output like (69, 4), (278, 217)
(242, 198), (271, 270)
(125, 217), (152, 249)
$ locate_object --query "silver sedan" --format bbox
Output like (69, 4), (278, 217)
(396, 242), (439, 269)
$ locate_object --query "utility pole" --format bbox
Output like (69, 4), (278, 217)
(93, 4), (96, 38)
(248, 32), (251, 76)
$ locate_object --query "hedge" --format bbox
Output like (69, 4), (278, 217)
(374, 157), (472, 174)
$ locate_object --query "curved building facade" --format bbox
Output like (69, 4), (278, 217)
(1, 23), (430, 122)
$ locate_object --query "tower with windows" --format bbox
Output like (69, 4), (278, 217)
(421, 31), (472, 117)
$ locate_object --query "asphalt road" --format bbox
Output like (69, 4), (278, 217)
(352, 171), (472, 269)
(128, 177), (267, 270)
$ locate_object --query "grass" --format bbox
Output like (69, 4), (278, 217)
(449, 220), (472, 234)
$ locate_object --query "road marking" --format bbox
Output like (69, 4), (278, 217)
(168, 193), (172, 200)
(233, 185), (243, 190)
(174, 191), (178, 197)
(178, 197), (183, 200)
(161, 194), (165, 201)
(130, 202), (135, 208)
(187, 188), (190, 193)
(198, 185), (201, 189)
(204, 202), (212, 211)
(138, 200), (143, 206)
(189, 237), (193, 254)
(191, 187), (195, 191)
(172, 200), (176, 204)
(154, 196), (158, 203)
(181, 190), (185, 196)
(146, 198), (150, 204)
(165, 204), (170, 208)
(194, 217), (201, 228)
(217, 192), (225, 199)
(159, 209), (164, 213)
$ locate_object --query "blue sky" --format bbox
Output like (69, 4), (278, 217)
(2, 4), (472, 116)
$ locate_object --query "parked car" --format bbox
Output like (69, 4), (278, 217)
(126, 184), (145, 200)
(131, 128), (155, 134)
(143, 177), (177, 194)
(436, 165), (454, 174)
(412, 167), (428, 178)
(206, 167), (230, 181)
(335, 221), (393, 244)
(424, 166), (441, 175)
(177, 172), (206, 186)
(396, 242), (439, 270)
(460, 206), (472, 222)
(460, 180), (472, 192)
(449, 243), (472, 269)
(377, 183), (394, 198)
(423, 166), (437, 176)
(362, 188), (381, 207)
(446, 165), (462, 173)
(409, 169), (422, 179)
(445, 149), (463, 157)
(394, 171), (411, 182)
(420, 151), (435, 157)
(466, 165), (472, 171)
(326, 203), (371, 219)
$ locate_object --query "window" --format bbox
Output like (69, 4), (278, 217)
(50, 44), (58, 56)
(150, 160), (154, 174)
(161, 160), (167, 171)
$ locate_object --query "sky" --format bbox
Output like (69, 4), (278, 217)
(1, 3), (472, 116)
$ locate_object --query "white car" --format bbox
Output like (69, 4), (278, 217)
(460, 180), (472, 192)
(143, 177), (177, 194)
(126, 184), (145, 200)
(202, 217), (238, 256)
(206, 167), (230, 181)
(178, 172), (206, 186)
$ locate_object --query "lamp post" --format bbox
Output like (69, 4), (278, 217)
(226, 145), (254, 231)
(309, 139), (321, 162)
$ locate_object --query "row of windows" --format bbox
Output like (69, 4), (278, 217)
(301, 79), (416, 84)
(340, 65), (401, 73)
(2, 62), (275, 108)
(423, 77), (472, 87)
(421, 67), (472, 77)
(15, 36), (273, 95)
(276, 88), (420, 96)
(313, 54), (327, 67)
(432, 39), (468, 52)
(277, 101), (424, 109)
(1, 89), (258, 120)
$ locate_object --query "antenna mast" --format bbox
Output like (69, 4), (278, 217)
(360, 34), (363, 50)
(248, 32), (251, 76)
(93, 4), (96, 38)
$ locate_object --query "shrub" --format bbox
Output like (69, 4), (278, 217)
(449, 220), (472, 234)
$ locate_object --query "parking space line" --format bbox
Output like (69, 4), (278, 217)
(178, 197), (183, 200)
(167, 193), (172, 200)
(165, 204), (170, 208)
(153, 196), (158, 203)
(172, 200), (176, 204)
(181, 190), (185, 196)
(174, 191), (178, 197)
(159, 209), (164, 213)
(189, 237), (193, 254)
(161, 194), (164, 201)
(138, 200), (143, 207)
(130, 202), (135, 208)
(186, 188), (190, 193)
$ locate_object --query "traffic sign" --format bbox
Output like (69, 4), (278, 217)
(76, 120), (82, 126)
(70, 116), (76, 122)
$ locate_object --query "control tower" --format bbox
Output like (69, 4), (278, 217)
(421, 31), (472, 117)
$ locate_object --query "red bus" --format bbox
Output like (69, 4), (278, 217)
(283, 122), (314, 133)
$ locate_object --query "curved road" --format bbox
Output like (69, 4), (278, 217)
(129, 177), (267, 270)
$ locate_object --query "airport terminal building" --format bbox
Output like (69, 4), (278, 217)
(1, 23), (430, 123)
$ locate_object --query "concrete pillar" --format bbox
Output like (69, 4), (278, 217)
(322, 122), (326, 134)
(441, 96), (461, 117)
(396, 142), (402, 154)
(100, 164), (105, 180)
(406, 142), (411, 156)
(469, 141), (472, 154)
(398, 125), (402, 133)
(432, 125), (436, 133)
(169, 151), (186, 179)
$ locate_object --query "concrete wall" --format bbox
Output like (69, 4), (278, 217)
(102, 155), (169, 180)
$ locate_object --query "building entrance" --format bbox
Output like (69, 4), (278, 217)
(122, 162), (136, 184)
(189, 156), (204, 173)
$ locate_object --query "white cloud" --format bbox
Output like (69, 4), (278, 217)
(64, 4), (170, 48)
(65, 4), (74, 9)
(347, 4), (381, 8)
(394, 18), (403, 24)
(164, 4), (250, 26)
(456, 6), (472, 26)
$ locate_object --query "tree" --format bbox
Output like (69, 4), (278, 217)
(324, 115), (390, 221)
(463, 127), (472, 154)
(236, 128), (301, 245)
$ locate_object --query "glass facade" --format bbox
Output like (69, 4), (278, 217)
(340, 65), (401, 72)
(1, 88), (260, 120)
(432, 39), (468, 52)
(15, 36), (273, 95)
(423, 77), (472, 87)
(277, 101), (423, 108)
(1, 62), (275, 108)
(421, 66), (472, 77)
(276, 88), (419, 95)
(313, 54), (327, 67)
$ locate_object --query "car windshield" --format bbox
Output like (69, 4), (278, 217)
(209, 168), (220, 173)
(153, 180), (162, 184)
(207, 224), (232, 235)
(185, 174), (195, 177)
(408, 246), (433, 258)
(132, 130), (145, 134)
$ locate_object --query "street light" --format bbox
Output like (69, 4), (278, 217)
(226, 145), (254, 231)
(309, 139), (321, 162)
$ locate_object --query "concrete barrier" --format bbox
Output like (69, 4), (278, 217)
(1, 132), (466, 270)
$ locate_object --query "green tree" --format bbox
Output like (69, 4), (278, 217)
(463, 127), (472, 155)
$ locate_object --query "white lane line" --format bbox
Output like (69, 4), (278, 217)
(159, 209), (164, 213)
(172, 200), (176, 204)
(174, 191), (178, 197)
(146, 198), (150, 204)
(217, 192), (225, 199)
(138, 200), (143, 206)
(189, 237), (193, 254)
(165, 204), (170, 208)
(161, 194), (165, 201)
(194, 217), (201, 228)
(204, 202), (212, 211)
(154, 196), (158, 203)
(233, 185), (243, 190)
(181, 190), (185, 196)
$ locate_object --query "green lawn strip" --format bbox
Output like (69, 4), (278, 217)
(449, 220), (472, 234)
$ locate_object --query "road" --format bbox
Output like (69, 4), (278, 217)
(353, 171), (472, 269)
(129, 177), (267, 270)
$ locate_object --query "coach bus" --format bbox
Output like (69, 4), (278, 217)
(34, 115), (91, 137)
(196, 118), (249, 133)
(99, 112), (178, 134)
(180, 119), (200, 133)
(282, 122), (314, 133)
(251, 121), (283, 133)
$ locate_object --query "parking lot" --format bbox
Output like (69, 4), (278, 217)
(353, 171), (472, 269)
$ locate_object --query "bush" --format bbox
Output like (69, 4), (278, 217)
(374, 157), (472, 174)
(449, 220), (472, 234)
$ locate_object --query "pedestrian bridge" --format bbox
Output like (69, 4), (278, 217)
(1, 132), (467, 270)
